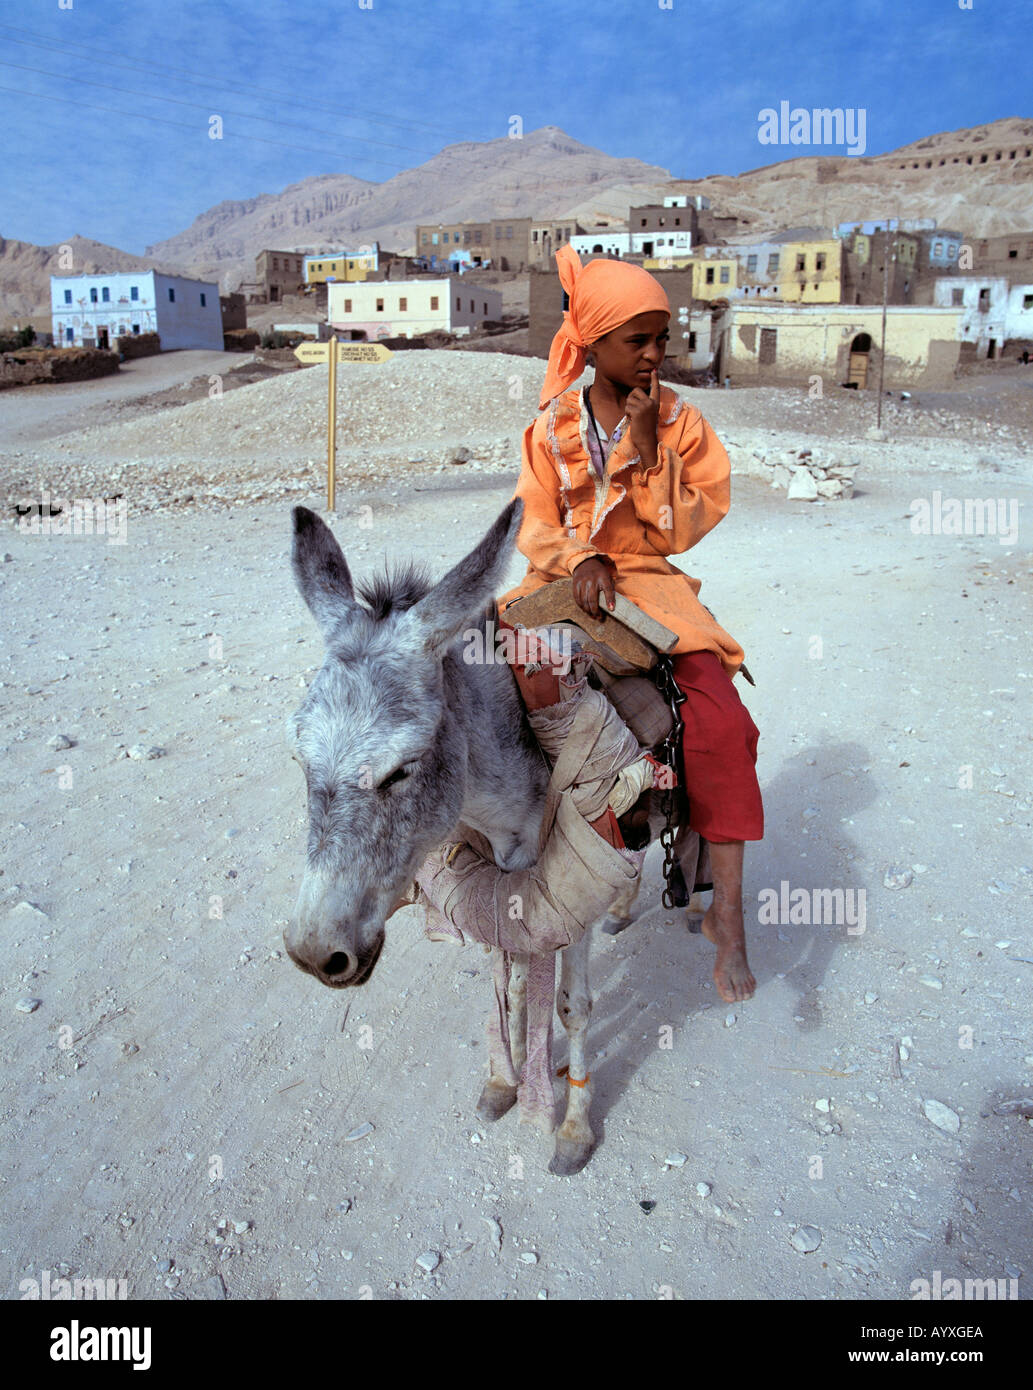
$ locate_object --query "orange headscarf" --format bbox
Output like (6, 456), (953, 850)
(538, 244), (670, 409)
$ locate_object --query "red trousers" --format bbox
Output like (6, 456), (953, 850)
(672, 651), (763, 844)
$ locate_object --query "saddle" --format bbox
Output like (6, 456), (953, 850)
(501, 581), (715, 925)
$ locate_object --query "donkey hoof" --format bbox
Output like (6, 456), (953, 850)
(475, 1078), (518, 1123)
(548, 1134), (594, 1176)
(600, 914), (631, 936)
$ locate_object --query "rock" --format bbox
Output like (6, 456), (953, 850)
(787, 470), (819, 502)
(883, 867), (913, 890)
(481, 1217), (503, 1253)
(815, 1098), (831, 1113)
(128, 744), (165, 760)
(15, 998), (41, 1013)
(415, 1250), (440, 1273)
(816, 479), (844, 499)
(923, 1099), (961, 1134)
(866, 427), (888, 441)
(664, 1152), (688, 1168)
(6, 901), (49, 926)
(232, 1220), (250, 1235)
(343, 1121), (374, 1142)
(724, 1011), (736, 1027)
(451, 448), (471, 465)
(156, 1259), (173, 1274)
(47, 733), (76, 749)
(919, 974), (943, 990)
(790, 1226), (822, 1254)
(519, 1251), (539, 1264)
(639, 1200), (657, 1213)
(771, 464), (792, 490)
(863, 992), (878, 1005)
(695, 1182), (712, 1197)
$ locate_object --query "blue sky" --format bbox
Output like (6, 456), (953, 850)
(2, 0), (1026, 253)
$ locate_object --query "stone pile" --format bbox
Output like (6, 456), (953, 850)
(733, 444), (859, 501)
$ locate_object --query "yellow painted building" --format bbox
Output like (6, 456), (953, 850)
(643, 255), (738, 300)
(304, 249), (378, 285)
(716, 302), (964, 389)
(776, 239), (843, 303)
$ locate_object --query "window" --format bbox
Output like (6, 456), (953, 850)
(746, 255), (757, 272)
(1008, 247), (1018, 258)
(933, 242), (942, 256)
(768, 253), (779, 274)
(1024, 294), (1033, 310)
(90, 288), (98, 303)
(532, 230), (538, 243)
(816, 253), (826, 271)
(344, 299), (352, 313)
(640, 218), (647, 227)
(470, 300), (474, 311)
(132, 324), (140, 335)
(506, 226), (512, 238)
(273, 257), (279, 269)
(687, 331), (697, 350)
(675, 217), (681, 226)
(168, 287), (175, 302)
(432, 234), (438, 245)
(63, 289), (72, 304)
(978, 287), (990, 311)
(951, 288), (964, 306)
(130, 286), (139, 301)
(483, 303), (487, 314)
(474, 230), (481, 243)
(422, 233), (429, 244)
(66, 327), (74, 342)
(795, 254), (806, 272)
(200, 293), (206, 306)
(705, 267), (714, 284)
(376, 298), (384, 312)
(101, 287), (110, 302)
(430, 296), (439, 310)
(456, 297), (461, 309)
(399, 298), (407, 311)
(720, 267), (730, 284)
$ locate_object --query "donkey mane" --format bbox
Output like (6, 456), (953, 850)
(354, 561), (433, 619)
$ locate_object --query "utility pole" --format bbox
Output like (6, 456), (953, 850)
(876, 215), (898, 430)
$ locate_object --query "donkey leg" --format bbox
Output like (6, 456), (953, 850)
(476, 951), (527, 1122)
(549, 932), (595, 1175)
(600, 874), (641, 936)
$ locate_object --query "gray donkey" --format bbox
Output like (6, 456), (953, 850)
(285, 498), (660, 1174)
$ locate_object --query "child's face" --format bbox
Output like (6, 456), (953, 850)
(590, 311), (669, 391)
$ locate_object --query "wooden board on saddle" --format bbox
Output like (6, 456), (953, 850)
(502, 577), (678, 675)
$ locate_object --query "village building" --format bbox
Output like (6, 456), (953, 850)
(569, 226), (631, 258)
(304, 245), (380, 285)
(219, 293), (247, 331)
(840, 228), (922, 304)
(529, 219), (583, 267)
(931, 276), (1016, 357)
(326, 277), (502, 339)
(414, 219), (532, 270)
(628, 196), (697, 258)
(943, 230), (1033, 283)
(712, 301), (964, 390)
(255, 249), (306, 302)
(50, 271), (223, 350)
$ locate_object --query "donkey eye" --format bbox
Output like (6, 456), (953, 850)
(378, 763), (413, 791)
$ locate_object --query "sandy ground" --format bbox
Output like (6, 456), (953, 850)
(0, 358), (1031, 1301)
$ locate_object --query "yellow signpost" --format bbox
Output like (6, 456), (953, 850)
(292, 339), (394, 509)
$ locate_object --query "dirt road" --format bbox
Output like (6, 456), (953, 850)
(2, 434), (1030, 1299)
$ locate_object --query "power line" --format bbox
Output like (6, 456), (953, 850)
(0, 22), (474, 142)
(0, 58), (442, 163)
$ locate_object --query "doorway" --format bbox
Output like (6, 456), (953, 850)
(848, 332), (872, 388)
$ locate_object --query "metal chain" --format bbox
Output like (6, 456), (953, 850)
(653, 655), (686, 909)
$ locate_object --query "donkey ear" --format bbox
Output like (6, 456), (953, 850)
(401, 499), (523, 656)
(291, 506), (358, 638)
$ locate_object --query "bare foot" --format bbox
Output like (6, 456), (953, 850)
(700, 904), (756, 1003)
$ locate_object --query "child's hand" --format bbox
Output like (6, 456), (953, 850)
(572, 556), (616, 619)
(626, 368), (660, 467)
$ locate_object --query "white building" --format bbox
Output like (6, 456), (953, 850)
(1006, 284), (1033, 343)
(569, 228), (631, 259)
(932, 276), (1010, 357)
(50, 271), (222, 350)
(326, 278), (502, 339)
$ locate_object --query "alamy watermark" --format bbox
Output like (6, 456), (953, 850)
(17, 492), (128, 546)
(910, 492), (1018, 545)
(757, 881), (866, 935)
(758, 102), (867, 156)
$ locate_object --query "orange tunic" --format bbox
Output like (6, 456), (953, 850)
(498, 385), (745, 675)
